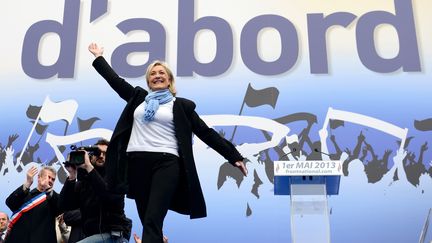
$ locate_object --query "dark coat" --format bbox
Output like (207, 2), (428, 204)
(93, 57), (244, 219)
(5, 186), (61, 243)
(59, 167), (131, 238)
(62, 209), (85, 243)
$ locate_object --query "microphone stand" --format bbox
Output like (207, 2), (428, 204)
(279, 148), (297, 160)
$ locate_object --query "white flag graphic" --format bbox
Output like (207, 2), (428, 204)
(39, 96), (78, 124)
(320, 107), (408, 154)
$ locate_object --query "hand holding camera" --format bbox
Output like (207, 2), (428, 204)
(65, 145), (101, 166)
(80, 152), (94, 173)
(64, 145), (101, 179)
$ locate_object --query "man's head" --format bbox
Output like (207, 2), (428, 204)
(37, 166), (56, 192)
(91, 139), (109, 167)
(0, 211), (8, 232)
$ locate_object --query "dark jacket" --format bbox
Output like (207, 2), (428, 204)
(5, 186), (61, 243)
(93, 56), (244, 219)
(62, 209), (85, 243)
(59, 167), (131, 238)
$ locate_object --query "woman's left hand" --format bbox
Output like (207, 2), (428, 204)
(234, 161), (248, 176)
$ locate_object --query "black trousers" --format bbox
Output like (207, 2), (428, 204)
(127, 152), (180, 243)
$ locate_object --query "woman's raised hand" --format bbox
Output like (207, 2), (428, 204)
(88, 42), (104, 58)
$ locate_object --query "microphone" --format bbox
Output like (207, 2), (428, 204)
(313, 148), (331, 157)
(279, 148), (297, 160)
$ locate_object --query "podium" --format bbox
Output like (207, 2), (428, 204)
(274, 160), (342, 243)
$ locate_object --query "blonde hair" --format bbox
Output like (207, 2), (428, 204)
(145, 60), (177, 96)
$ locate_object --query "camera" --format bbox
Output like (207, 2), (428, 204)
(64, 145), (101, 166)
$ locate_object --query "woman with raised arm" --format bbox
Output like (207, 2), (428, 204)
(88, 43), (248, 243)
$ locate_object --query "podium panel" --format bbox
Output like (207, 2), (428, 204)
(290, 184), (330, 243)
(274, 175), (340, 195)
(274, 160), (342, 243)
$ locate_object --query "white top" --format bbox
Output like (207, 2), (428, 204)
(127, 98), (179, 157)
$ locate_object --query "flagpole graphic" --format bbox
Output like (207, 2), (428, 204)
(230, 83), (279, 141)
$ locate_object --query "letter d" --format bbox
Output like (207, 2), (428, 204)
(22, 0), (80, 79)
(356, 0), (421, 73)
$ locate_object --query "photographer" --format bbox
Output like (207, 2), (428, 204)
(59, 139), (131, 243)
